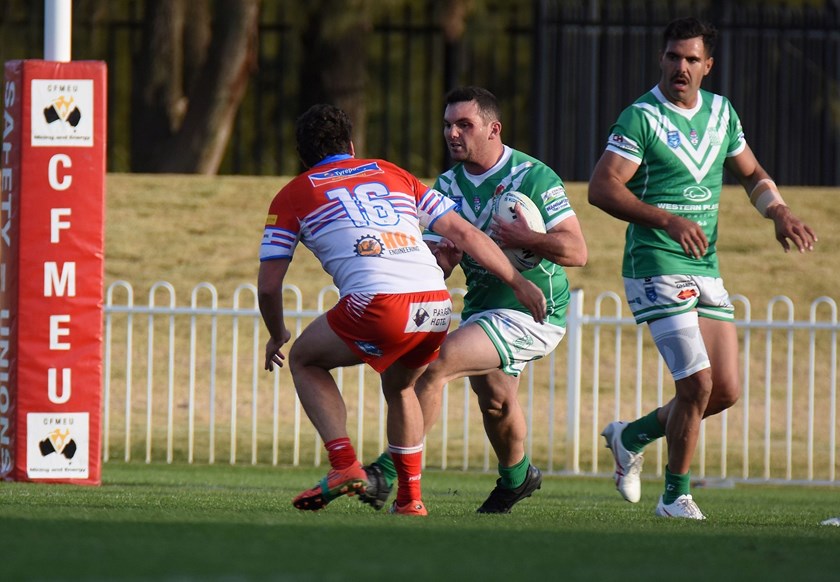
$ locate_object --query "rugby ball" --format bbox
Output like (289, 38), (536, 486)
(491, 191), (546, 271)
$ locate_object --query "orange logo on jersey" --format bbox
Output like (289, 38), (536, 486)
(265, 213), (278, 226)
(355, 235), (384, 257)
(676, 289), (698, 300)
(380, 231), (419, 252)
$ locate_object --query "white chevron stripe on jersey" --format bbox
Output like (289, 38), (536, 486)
(437, 171), (495, 228)
(634, 95), (728, 184)
(498, 160), (534, 194)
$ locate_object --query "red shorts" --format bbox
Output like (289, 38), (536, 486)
(326, 290), (453, 373)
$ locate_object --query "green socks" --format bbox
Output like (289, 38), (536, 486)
(499, 455), (530, 490)
(663, 466), (690, 504)
(374, 451), (398, 488)
(620, 409), (666, 453)
(379, 450), (531, 491)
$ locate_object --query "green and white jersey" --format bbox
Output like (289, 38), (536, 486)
(605, 86), (746, 278)
(426, 146), (576, 327)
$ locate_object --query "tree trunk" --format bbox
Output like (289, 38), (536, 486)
(130, 0), (258, 174)
(298, 1), (371, 157)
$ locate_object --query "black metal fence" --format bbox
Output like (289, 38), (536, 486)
(2, 0), (838, 184)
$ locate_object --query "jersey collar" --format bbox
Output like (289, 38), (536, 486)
(314, 153), (353, 167)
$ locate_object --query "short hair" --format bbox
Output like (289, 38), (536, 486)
(662, 17), (717, 57)
(444, 86), (501, 123)
(295, 104), (353, 168)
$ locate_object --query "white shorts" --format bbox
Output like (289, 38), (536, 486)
(463, 309), (566, 376)
(623, 275), (735, 324)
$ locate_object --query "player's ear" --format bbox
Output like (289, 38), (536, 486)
(704, 56), (714, 76)
(349, 141), (356, 156)
(489, 120), (502, 140)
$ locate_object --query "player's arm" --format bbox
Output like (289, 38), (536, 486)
(257, 258), (293, 370)
(724, 145), (817, 253)
(432, 211), (547, 323)
(491, 205), (587, 267)
(588, 150), (708, 259)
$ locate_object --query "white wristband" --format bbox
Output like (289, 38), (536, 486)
(749, 179), (785, 217)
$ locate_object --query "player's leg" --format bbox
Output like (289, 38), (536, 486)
(604, 276), (700, 503)
(289, 314), (360, 441)
(379, 361), (429, 515)
(417, 309), (561, 513)
(648, 311), (711, 519)
(414, 320), (537, 513)
(359, 324), (492, 502)
(469, 370), (524, 466)
(698, 317), (741, 416)
(354, 290), (451, 514)
(288, 314), (367, 510)
(415, 322), (503, 432)
(469, 370), (543, 513)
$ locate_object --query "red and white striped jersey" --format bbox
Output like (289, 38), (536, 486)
(260, 156), (456, 296)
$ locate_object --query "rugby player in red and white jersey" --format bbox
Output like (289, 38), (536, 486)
(258, 104), (546, 516)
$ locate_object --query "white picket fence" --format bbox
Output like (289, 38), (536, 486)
(103, 281), (839, 485)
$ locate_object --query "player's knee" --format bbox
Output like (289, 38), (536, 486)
(712, 378), (741, 411)
(675, 369), (713, 410)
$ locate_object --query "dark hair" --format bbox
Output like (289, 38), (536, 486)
(663, 17), (717, 57)
(295, 104), (353, 168)
(444, 86), (501, 123)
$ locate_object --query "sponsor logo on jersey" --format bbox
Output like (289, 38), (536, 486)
(355, 340), (383, 357)
(452, 196), (464, 212)
(541, 186), (566, 203)
(608, 133), (641, 155)
(474, 195), (482, 213)
(545, 198), (569, 215)
(689, 129), (699, 146)
(380, 231), (421, 255)
(405, 301), (451, 332)
(683, 185), (713, 202)
(308, 162), (384, 186)
(677, 288), (698, 300)
(413, 308), (430, 327)
(355, 235), (384, 257)
(667, 131), (681, 148)
(265, 213), (278, 226)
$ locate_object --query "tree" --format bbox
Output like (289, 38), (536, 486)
(296, 0), (374, 157)
(130, 0), (259, 174)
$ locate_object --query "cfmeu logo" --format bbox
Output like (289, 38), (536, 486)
(43, 95), (82, 128)
(38, 428), (77, 460)
(683, 185), (712, 202)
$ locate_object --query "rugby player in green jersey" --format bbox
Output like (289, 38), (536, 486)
(360, 86), (588, 513)
(589, 17), (817, 519)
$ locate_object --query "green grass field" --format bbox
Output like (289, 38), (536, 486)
(1, 463), (837, 581)
(4, 175), (834, 581)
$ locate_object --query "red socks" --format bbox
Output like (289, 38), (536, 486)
(324, 437), (357, 470)
(388, 444), (423, 504)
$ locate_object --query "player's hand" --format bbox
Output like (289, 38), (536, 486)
(664, 215), (708, 259)
(431, 238), (463, 273)
(512, 278), (547, 324)
(490, 202), (537, 249)
(264, 328), (292, 371)
(767, 205), (818, 253)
